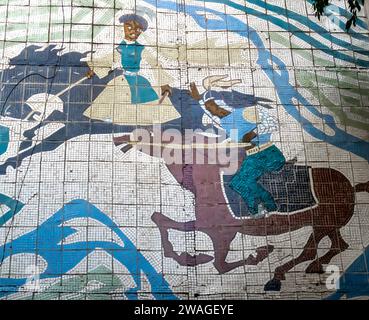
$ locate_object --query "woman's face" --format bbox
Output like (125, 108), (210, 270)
(124, 20), (143, 41)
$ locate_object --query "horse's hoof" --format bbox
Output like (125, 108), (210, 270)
(0, 162), (16, 175)
(264, 278), (281, 291)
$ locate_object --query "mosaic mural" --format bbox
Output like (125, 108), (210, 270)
(0, 0), (368, 300)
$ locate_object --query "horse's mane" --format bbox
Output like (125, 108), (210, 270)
(210, 89), (274, 110)
(8, 45), (90, 67)
(0, 45), (91, 110)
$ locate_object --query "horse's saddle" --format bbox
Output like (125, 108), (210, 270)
(223, 162), (317, 217)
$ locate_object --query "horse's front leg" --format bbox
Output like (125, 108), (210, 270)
(23, 122), (42, 139)
(151, 212), (213, 266)
(0, 158), (16, 174)
(210, 228), (274, 274)
(264, 231), (325, 291)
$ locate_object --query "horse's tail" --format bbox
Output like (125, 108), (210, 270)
(355, 181), (369, 193)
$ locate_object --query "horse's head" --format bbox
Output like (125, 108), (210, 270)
(201, 75), (273, 110)
(1, 45), (93, 121)
(0, 45), (59, 120)
(206, 89), (257, 110)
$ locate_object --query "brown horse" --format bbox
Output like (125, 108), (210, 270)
(114, 133), (369, 292)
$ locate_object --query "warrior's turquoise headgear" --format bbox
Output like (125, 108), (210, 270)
(119, 14), (148, 31)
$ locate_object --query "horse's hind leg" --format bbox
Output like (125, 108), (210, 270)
(151, 212), (213, 266)
(0, 127), (67, 174)
(305, 229), (349, 274)
(264, 231), (325, 291)
(21, 110), (67, 146)
(212, 230), (274, 274)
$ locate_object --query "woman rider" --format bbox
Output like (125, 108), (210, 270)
(116, 14), (159, 104)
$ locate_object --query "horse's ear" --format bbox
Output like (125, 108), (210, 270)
(8, 45), (34, 63)
(218, 79), (242, 89)
(203, 75), (228, 91)
(203, 75), (242, 91)
(27, 45), (44, 55)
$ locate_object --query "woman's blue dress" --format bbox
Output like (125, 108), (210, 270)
(117, 40), (159, 104)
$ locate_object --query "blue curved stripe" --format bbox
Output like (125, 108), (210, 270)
(196, 0), (369, 67)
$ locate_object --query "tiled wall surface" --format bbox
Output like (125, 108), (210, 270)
(0, 0), (368, 300)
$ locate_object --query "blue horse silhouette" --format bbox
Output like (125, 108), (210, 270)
(0, 45), (271, 174)
(0, 199), (177, 300)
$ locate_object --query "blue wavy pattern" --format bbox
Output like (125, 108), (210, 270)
(0, 199), (177, 300)
(199, 0), (369, 67)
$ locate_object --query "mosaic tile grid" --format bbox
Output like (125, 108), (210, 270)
(0, 0), (368, 300)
